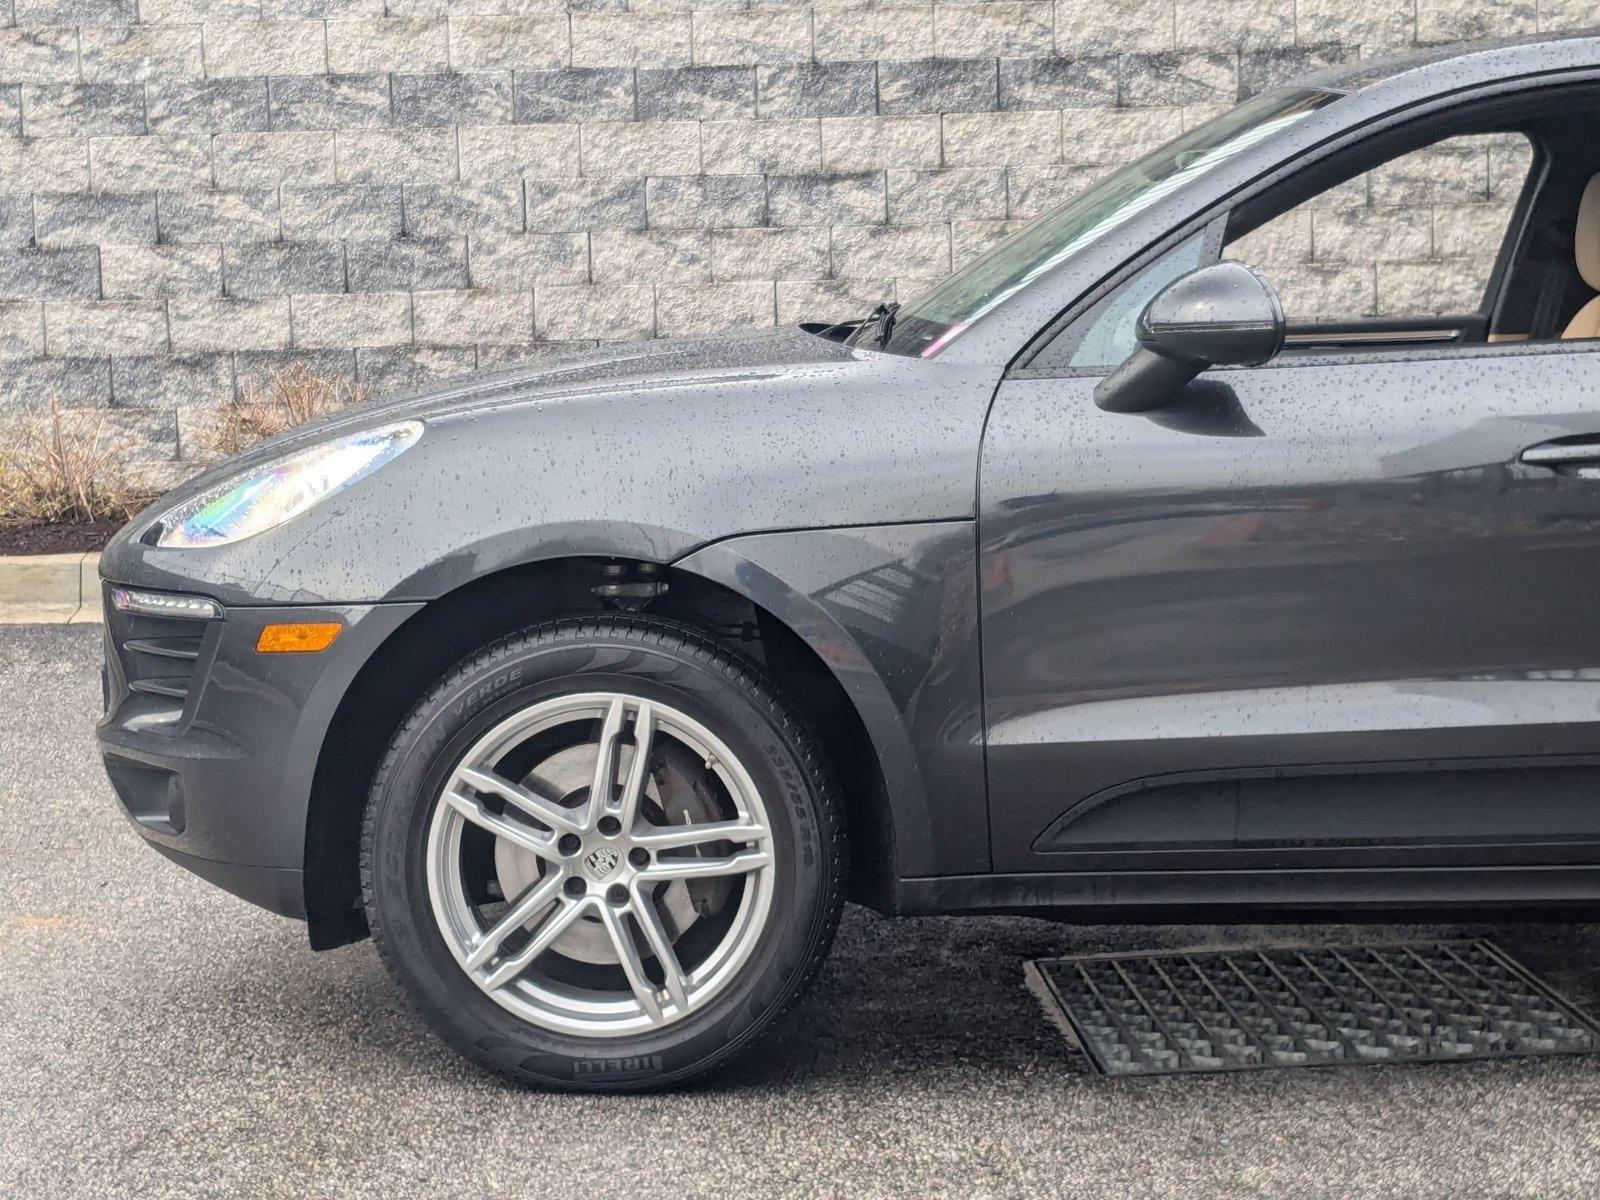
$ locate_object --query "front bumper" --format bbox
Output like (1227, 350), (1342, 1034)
(95, 582), (421, 918)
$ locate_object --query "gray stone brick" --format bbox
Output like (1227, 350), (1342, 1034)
(1054, 0), (1177, 53)
(161, 188), (281, 244)
(1240, 44), (1353, 98)
(1119, 52), (1238, 106)
(831, 223), (949, 278)
(204, 19), (327, 78)
(525, 177), (645, 232)
(474, 341), (597, 371)
(0, 28), (80, 85)
(90, 134), (211, 190)
(934, 2), (1053, 57)
(403, 180), (522, 236)
(1061, 105), (1181, 165)
(656, 280), (773, 336)
(1416, 0), (1535, 43)
(1176, 0), (1295, 49)
(269, 75), (392, 132)
(458, 124), (580, 181)
(646, 175), (764, 229)
(291, 290), (412, 348)
(701, 118), (820, 174)
(0, 302), (45, 360)
(821, 115), (942, 171)
(413, 287), (532, 345)
(13, 0), (134, 25)
(590, 228), (709, 282)
(998, 56), (1117, 110)
(814, 5), (934, 61)
(879, 58), (999, 115)
(692, 9), (813, 66)
(265, 0), (385, 16)
(146, 79), (269, 134)
(326, 17), (449, 74)
(757, 62), (878, 119)
(450, 15), (569, 72)
(281, 184), (401, 240)
(514, 69), (636, 124)
(213, 131), (337, 188)
(0, 88), (17, 139)
(338, 128), (457, 184)
(20, 83), (145, 137)
(0, 247), (100, 300)
(355, 344), (475, 394)
(467, 232), (587, 288)
(943, 110), (1060, 166)
(1308, 206), (1431, 264)
(767, 172), (886, 225)
(888, 167), (1007, 223)
(224, 241), (346, 298)
(36, 190), (157, 248)
(0, 356), (111, 409)
(111, 353), (233, 408)
(535, 282), (653, 340)
(392, 72), (515, 126)
(0, 136), (88, 192)
(581, 120), (698, 176)
(0, 356), (111, 408)
(0, 195), (33, 248)
(569, 13), (691, 68)
(1296, 0), (1413, 49)
(102, 243), (222, 298)
(710, 226), (827, 280)
(44, 299), (168, 356)
(141, 0), (257, 20)
(347, 236), (468, 291)
(637, 67), (755, 121)
(232, 347), (355, 393)
(80, 25), (205, 84)
(775, 277), (893, 324)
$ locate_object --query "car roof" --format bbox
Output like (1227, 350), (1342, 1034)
(1306, 27), (1600, 97)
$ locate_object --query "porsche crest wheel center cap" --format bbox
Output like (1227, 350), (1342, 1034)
(583, 845), (621, 882)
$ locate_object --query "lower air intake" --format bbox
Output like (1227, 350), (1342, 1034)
(1029, 940), (1599, 1077)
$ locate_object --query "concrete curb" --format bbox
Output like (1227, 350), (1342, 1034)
(0, 552), (102, 624)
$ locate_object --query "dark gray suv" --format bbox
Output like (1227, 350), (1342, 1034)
(97, 31), (1600, 1088)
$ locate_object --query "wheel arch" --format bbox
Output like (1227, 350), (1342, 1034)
(303, 552), (902, 950)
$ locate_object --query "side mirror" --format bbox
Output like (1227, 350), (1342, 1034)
(1093, 261), (1285, 414)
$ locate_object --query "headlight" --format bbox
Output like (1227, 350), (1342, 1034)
(155, 421), (422, 549)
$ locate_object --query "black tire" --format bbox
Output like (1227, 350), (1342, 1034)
(360, 615), (846, 1090)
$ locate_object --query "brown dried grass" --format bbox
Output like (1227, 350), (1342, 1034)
(204, 363), (367, 459)
(0, 403), (150, 524)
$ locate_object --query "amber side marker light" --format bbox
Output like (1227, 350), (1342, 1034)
(256, 622), (343, 653)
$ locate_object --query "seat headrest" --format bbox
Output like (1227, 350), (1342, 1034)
(1580, 173), (1600, 291)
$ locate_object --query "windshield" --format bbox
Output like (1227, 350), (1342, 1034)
(866, 88), (1342, 358)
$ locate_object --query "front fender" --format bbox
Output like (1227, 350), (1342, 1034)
(675, 522), (988, 880)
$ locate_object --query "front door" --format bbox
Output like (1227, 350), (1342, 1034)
(978, 340), (1600, 874)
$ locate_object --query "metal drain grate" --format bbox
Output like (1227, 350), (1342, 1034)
(1029, 940), (1600, 1077)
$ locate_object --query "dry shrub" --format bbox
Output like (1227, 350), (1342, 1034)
(205, 363), (366, 459)
(0, 403), (149, 524)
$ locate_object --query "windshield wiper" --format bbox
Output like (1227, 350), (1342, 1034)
(855, 301), (899, 348)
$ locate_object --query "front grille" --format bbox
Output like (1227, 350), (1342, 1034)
(104, 589), (215, 720)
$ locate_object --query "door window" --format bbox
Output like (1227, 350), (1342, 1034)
(1224, 133), (1534, 325)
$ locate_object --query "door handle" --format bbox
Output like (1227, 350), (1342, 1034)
(1520, 439), (1600, 467)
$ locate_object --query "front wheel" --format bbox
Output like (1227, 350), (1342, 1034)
(361, 616), (846, 1089)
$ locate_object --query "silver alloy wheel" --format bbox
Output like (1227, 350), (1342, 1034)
(425, 692), (776, 1038)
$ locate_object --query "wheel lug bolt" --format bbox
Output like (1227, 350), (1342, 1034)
(557, 833), (582, 856)
(563, 877), (586, 898)
(628, 847), (649, 867)
(597, 816), (621, 836)
(607, 884), (628, 905)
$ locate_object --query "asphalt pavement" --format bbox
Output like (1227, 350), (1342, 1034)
(4, 624), (1599, 1199)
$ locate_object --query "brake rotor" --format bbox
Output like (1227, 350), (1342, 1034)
(491, 740), (733, 965)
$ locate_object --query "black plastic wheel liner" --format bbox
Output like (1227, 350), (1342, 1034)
(1029, 940), (1600, 1077)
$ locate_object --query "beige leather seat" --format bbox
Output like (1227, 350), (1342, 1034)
(1565, 173), (1600, 340)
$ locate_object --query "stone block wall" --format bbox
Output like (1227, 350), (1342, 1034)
(0, 0), (1595, 483)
